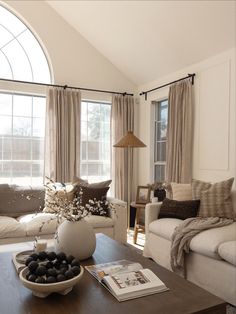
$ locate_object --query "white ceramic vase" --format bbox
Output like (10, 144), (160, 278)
(54, 219), (96, 260)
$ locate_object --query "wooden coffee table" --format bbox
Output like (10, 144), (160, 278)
(0, 234), (226, 314)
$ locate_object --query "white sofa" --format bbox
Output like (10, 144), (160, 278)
(144, 190), (236, 306)
(0, 185), (127, 245)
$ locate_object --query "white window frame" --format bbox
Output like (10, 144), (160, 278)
(0, 92), (46, 185)
(80, 100), (111, 183)
(0, 4), (52, 185)
(153, 99), (168, 182)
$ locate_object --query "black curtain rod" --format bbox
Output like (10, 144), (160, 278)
(0, 77), (134, 97)
(140, 73), (195, 100)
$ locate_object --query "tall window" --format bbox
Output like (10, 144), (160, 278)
(81, 101), (111, 182)
(154, 99), (168, 181)
(0, 5), (51, 185)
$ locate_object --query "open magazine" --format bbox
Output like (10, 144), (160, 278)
(85, 260), (169, 302)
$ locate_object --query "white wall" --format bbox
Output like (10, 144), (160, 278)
(1, 0), (136, 99)
(138, 48), (236, 186)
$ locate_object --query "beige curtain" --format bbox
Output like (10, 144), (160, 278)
(44, 87), (81, 182)
(111, 95), (134, 201)
(166, 79), (193, 183)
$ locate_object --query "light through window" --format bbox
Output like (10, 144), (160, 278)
(154, 99), (168, 181)
(81, 101), (111, 182)
(0, 5), (51, 185)
(0, 5), (51, 82)
(0, 94), (46, 185)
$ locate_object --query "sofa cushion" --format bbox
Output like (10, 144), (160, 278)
(0, 184), (45, 218)
(149, 218), (182, 240)
(0, 216), (26, 238)
(171, 183), (192, 201)
(85, 215), (114, 228)
(190, 222), (236, 259)
(78, 186), (109, 208)
(218, 241), (236, 266)
(17, 213), (58, 236)
(192, 179), (211, 199)
(192, 178), (234, 219)
(159, 198), (200, 220)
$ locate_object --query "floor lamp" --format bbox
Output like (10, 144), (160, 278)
(113, 131), (146, 229)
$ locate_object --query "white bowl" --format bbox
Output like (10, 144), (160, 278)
(19, 266), (84, 298)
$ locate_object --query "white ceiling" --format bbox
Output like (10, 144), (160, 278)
(47, 0), (236, 86)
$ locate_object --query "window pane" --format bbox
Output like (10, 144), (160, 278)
(88, 122), (100, 141)
(17, 30), (51, 83)
(88, 142), (99, 160)
(0, 24), (13, 47)
(154, 99), (168, 182)
(33, 97), (46, 118)
(2, 40), (32, 81)
(13, 117), (31, 136)
(12, 161), (31, 177)
(156, 142), (166, 162)
(32, 163), (43, 177)
(2, 137), (11, 159)
(81, 102), (87, 122)
(0, 6), (50, 83)
(0, 93), (46, 185)
(157, 122), (167, 141)
(81, 164), (87, 177)
(12, 138), (31, 160)
(13, 95), (32, 117)
(0, 6), (26, 36)
(0, 94), (12, 115)
(82, 142), (87, 160)
(81, 101), (111, 182)
(88, 164), (100, 176)
(33, 118), (44, 137)
(0, 51), (12, 79)
(81, 121), (87, 141)
(32, 139), (44, 160)
(155, 165), (165, 181)
(0, 162), (11, 178)
(0, 116), (11, 135)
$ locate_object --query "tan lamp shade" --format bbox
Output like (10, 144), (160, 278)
(113, 131), (146, 148)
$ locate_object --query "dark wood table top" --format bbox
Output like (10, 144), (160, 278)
(0, 234), (226, 314)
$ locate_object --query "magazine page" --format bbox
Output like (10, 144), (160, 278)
(102, 268), (168, 301)
(85, 260), (142, 282)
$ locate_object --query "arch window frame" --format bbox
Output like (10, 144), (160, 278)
(0, 4), (52, 185)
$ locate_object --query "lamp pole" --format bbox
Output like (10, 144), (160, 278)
(113, 131), (146, 230)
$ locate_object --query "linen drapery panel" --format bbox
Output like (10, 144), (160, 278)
(111, 95), (134, 201)
(44, 87), (81, 182)
(166, 79), (193, 183)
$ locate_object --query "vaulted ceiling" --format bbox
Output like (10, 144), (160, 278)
(47, 0), (236, 86)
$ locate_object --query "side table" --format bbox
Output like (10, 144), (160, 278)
(131, 202), (146, 244)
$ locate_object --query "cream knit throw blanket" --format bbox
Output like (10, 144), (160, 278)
(170, 217), (233, 275)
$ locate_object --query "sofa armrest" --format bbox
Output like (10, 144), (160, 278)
(107, 197), (127, 243)
(145, 202), (162, 235)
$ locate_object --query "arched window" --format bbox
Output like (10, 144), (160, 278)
(0, 5), (52, 185)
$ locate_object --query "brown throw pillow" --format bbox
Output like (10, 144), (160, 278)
(78, 186), (110, 216)
(159, 198), (200, 220)
(192, 178), (234, 219)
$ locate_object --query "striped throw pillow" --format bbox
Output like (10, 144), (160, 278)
(192, 179), (211, 199)
(192, 178), (234, 219)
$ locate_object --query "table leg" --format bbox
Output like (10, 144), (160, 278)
(133, 207), (141, 244)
